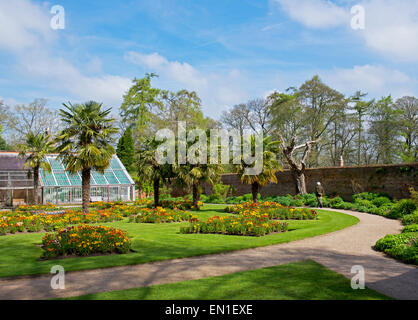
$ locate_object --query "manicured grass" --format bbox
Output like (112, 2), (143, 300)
(0, 205), (358, 278)
(64, 260), (389, 300)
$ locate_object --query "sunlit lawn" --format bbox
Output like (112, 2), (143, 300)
(0, 205), (358, 278)
(64, 260), (388, 300)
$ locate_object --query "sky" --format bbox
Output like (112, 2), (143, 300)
(0, 0), (417, 119)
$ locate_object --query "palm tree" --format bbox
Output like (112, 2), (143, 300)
(235, 135), (281, 203)
(18, 132), (53, 204)
(176, 163), (222, 210)
(137, 136), (174, 208)
(54, 101), (118, 213)
(175, 130), (223, 210)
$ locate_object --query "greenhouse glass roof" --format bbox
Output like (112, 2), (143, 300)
(40, 155), (134, 187)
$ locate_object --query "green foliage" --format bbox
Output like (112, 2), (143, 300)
(402, 212), (418, 225)
(116, 127), (135, 172)
(387, 199), (417, 219)
(371, 197), (392, 207)
(213, 182), (230, 202)
(0, 125), (10, 150)
(375, 232), (418, 265)
(54, 101), (118, 212)
(402, 224), (418, 233)
(120, 73), (161, 131)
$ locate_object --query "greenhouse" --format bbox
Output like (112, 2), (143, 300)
(0, 152), (135, 206)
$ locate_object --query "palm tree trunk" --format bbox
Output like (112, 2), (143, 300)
(192, 182), (200, 210)
(153, 177), (160, 208)
(81, 168), (91, 214)
(251, 182), (259, 203)
(33, 166), (40, 205)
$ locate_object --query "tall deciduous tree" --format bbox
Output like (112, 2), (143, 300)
(55, 101), (118, 213)
(120, 73), (161, 135)
(18, 132), (53, 204)
(297, 75), (345, 166)
(369, 96), (402, 164)
(395, 96), (418, 162)
(350, 91), (374, 165)
(2, 99), (60, 144)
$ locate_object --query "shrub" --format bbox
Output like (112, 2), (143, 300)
(353, 192), (390, 202)
(301, 193), (318, 207)
(402, 224), (418, 233)
(41, 224), (131, 259)
(180, 214), (288, 237)
(329, 197), (345, 209)
(387, 199), (417, 219)
(402, 212), (418, 225)
(289, 198), (304, 207)
(375, 232), (418, 264)
(274, 196), (292, 207)
(213, 183), (230, 202)
(372, 197), (392, 207)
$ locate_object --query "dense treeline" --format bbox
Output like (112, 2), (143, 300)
(1, 74), (417, 169)
(221, 76), (417, 167)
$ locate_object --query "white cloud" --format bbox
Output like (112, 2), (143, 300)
(125, 52), (208, 89)
(0, 0), (54, 51)
(359, 0), (418, 62)
(275, 0), (418, 61)
(19, 53), (132, 107)
(321, 65), (417, 98)
(274, 0), (349, 28)
(126, 51), (250, 117)
(0, 0), (132, 107)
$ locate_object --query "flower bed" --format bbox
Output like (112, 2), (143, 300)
(129, 207), (195, 223)
(225, 201), (318, 220)
(0, 209), (123, 235)
(16, 203), (60, 212)
(180, 215), (289, 237)
(146, 199), (203, 210)
(41, 224), (131, 259)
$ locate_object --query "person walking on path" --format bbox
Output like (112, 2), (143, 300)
(315, 182), (325, 208)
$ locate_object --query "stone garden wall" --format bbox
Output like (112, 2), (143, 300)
(199, 163), (418, 201)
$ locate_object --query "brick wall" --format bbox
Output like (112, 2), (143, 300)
(199, 163), (418, 201)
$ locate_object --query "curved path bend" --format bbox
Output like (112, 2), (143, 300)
(0, 209), (417, 300)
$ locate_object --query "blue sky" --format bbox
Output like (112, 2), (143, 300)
(0, 0), (417, 119)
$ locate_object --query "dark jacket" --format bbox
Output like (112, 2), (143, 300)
(315, 185), (325, 197)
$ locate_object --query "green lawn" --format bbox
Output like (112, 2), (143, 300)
(64, 260), (389, 300)
(0, 205), (358, 278)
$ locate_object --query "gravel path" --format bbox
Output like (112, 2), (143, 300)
(0, 208), (416, 300)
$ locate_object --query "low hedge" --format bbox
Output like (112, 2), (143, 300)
(374, 231), (417, 265)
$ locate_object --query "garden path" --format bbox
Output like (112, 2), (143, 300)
(0, 209), (416, 300)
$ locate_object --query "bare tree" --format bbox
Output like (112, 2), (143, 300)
(220, 104), (250, 136)
(2, 99), (61, 144)
(244, 98), (272, 135)
(395, 96), (418, 161)
(278, 135), (318, 194)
